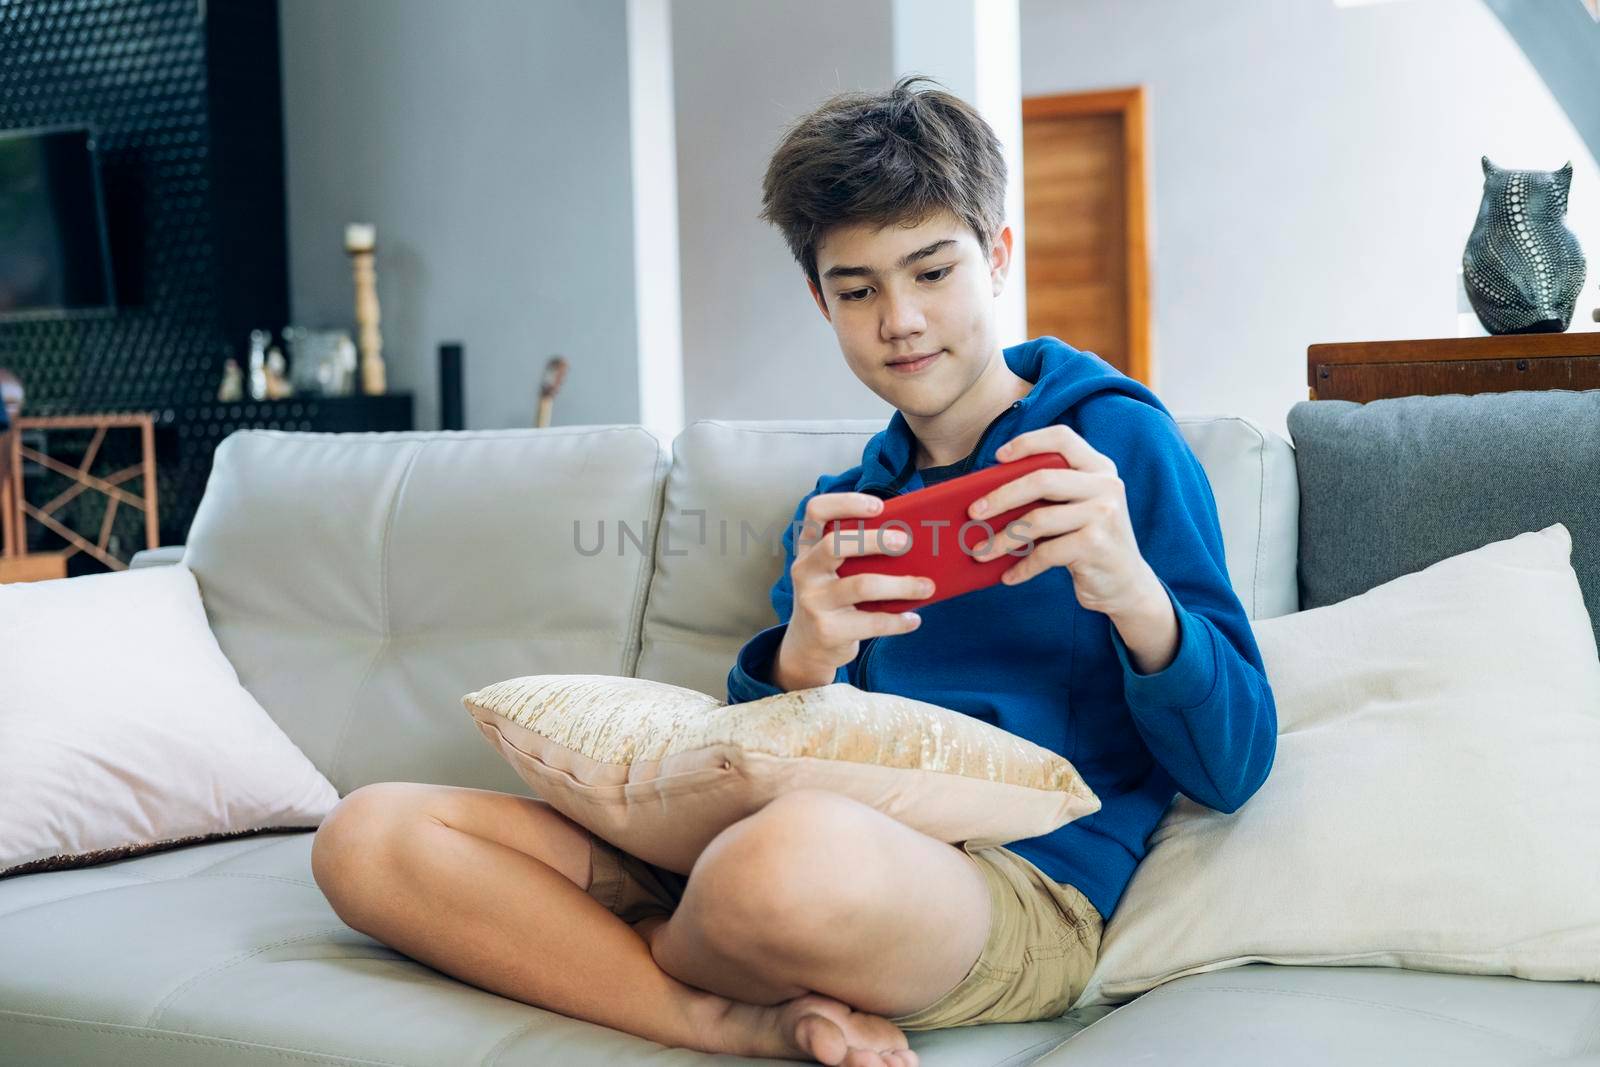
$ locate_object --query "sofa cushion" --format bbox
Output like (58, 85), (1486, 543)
(636, 415), (1298, 698)
(182, 427), (669, 795)
(1032, 965), (1600, 1067)
(0, 834), (1100, 1066)
(1080, 524), (1600, 1006)
(463, 674), (1099, 874)
(1289, 391), (1600, 651)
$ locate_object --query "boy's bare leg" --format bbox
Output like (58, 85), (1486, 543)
(310, 782), (918, 1066)
(642, 788), (992, 1020)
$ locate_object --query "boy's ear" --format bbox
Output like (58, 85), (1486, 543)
(989, 225), (1013, 295)
(807, 276), (833, 323)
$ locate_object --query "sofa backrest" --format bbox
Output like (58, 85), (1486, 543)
(183, 415), (1297, 794)
(1290, 391), (1600, 653)
(184, 427), (668, 796)
(635, 415), (1299, 698)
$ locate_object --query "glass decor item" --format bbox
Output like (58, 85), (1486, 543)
(284, 327), (358, 396)
(1462, 156), (1586, 335)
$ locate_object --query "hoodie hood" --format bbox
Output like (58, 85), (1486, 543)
(857, 335), (1173, 493)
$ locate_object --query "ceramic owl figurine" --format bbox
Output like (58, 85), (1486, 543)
(1462, 156), (1586, 335)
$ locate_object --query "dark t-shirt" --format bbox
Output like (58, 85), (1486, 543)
(917, 460), (964, 485)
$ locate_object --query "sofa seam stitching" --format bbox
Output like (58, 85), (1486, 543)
(624, 441), (671, 677)
(480, 1018), (545, 1065)
(1575, 995), (1600, 1053)
(184, 872), (321, 889)
(325, 440), (424, 788)
(0, 840), (302, 918)
(1249, 419), (1267, 618)
(143, 926), (351, 1029)
(1139, 984), (1562, 1053)
(0, 1007), (406, 1065)
(188, 836), (308, 874)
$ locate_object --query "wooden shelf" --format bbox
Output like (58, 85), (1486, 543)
(1307, 333), (1600, 403)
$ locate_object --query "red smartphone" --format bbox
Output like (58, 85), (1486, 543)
(824, 452), (1068, 613)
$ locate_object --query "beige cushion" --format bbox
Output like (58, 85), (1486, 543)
(0, 565), (339, 876)
(1077, 523), (1600, 1008)
(463, 674), (1101, 874)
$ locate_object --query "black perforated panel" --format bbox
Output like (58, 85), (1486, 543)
(0, 0), (288, 557)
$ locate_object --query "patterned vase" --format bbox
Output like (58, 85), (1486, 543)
(1462, 156), (1586, 335)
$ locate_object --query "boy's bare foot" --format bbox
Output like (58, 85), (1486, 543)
(708, 992), (919, 1066)
(639, 915), (918, 1064)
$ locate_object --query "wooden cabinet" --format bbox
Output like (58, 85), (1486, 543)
(1308, 334), (1600, 403)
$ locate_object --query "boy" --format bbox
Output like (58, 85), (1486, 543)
(712, 73), (1277, 1041)
(312, 75), (1275, 1067)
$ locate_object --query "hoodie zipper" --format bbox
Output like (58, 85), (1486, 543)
(853, 398), (1024, 691)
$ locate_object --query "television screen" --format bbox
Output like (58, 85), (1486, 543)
(0, 126), (116, 317)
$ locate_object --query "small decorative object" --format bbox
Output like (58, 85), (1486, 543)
(217, 358), (243, 402)
(344, 223), (387, 395)
(1462, 156), (1586, 335)
(246, 329), (271, 401)
(284, 327), (358, 396)
(536, 355), (568, 428)
(264, 347), (293, 399)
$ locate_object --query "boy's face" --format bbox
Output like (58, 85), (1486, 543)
(808, 208), (1012, 419)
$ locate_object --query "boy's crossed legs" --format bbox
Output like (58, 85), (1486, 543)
(311, 782), (1004, 1064)
(636, 787), (992, 1016)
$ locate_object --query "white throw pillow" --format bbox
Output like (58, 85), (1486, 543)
(0, 564), (338, 876)
(1077, 523), (1600, 1007)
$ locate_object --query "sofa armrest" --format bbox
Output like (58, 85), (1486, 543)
(129, 545), (185, 569)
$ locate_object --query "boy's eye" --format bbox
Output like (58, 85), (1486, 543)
(837, 266), (953, 302)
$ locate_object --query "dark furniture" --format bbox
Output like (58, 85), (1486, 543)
(1307, 332), (1600, 403)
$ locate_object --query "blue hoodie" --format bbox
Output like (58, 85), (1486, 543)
(725, 336), (1277, 921)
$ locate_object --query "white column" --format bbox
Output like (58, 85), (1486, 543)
(627, 0), (685, 442)
(892, 0), (1027, 347)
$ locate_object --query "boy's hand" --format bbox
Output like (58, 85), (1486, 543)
(775, 492), (935, 689)
(966, 425), (1161, 617)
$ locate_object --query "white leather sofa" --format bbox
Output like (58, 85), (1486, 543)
(2, 416), (1596, 1066)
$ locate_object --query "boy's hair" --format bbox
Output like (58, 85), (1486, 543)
(759, 73), (1008, 293)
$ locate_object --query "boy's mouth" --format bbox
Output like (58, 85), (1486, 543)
(887, 350), (943, 373)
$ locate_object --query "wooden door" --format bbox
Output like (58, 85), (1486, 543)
(1022, 87), (1151, 383)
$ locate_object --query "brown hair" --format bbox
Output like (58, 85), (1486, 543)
(759, 73), (1008, 293)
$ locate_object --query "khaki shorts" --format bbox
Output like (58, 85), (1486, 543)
(584, 832), (1101, 1031)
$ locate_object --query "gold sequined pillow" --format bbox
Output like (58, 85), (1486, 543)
(462, 674), (1100, 875)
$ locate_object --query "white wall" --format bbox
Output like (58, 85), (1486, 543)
(277, 0), (1600, 438)
(671, 0), (896, 424)
(279, 0), (639, 431)
(1020, 0), (1600, 439)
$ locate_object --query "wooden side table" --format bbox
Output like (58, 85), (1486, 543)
(1, 412), (159, 577)
(1307, 333), (1600, 403)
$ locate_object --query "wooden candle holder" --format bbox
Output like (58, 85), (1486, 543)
(345, 224), (387, 395)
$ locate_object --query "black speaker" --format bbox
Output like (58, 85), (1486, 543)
(439, 341), (464, 430)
